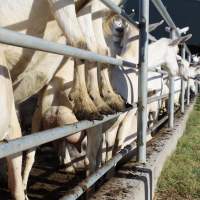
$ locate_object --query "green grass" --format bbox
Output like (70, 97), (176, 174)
(155, 97), (200, 200)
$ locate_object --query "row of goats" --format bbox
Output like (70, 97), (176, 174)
(0, 0), (199, 199)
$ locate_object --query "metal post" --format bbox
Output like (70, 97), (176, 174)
(187, 80), (190, 105)
(195, 80), (198, 95)
(181, 47), (186, 113)
(137, 0), (149, 163)
(168, 29), (175, 128)
(187, 55), (191, 105)
(168, 76), (175, 128)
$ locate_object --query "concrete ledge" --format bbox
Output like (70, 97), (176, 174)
(90, 98), (196, 200)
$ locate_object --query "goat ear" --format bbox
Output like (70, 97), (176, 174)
(169, 34), (192, 46)
(149, 20), (164, 32)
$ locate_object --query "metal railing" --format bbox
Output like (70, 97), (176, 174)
(0, 0), (195, 199)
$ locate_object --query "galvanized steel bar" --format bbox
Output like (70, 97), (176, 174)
(167, 28), (176, 128)
(181, 47), (186, 113)
(0, 27), (136, 68)
(60, 144), (134, 200)
(186, 56), (191, 105)
(0, 107), (135, 159)
(181, 79), (185, 113)
(147, 115), (168, 135)
(147, 90), (180, 105)
(186, 80), (190, 105)
(168, 76), (175, 128)
(147, 94), (168, 104)
(148, 67), (168, 75)
(195, 80), (198, 95)
(137, 0), (149, 164)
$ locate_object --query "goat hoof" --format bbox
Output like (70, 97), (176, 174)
(89, 94), (115, 115)
(70, 92), (103, 120)
(98, 104), (115, 115)
(74, 108), (103, 121)
(103, 92), (126, 112)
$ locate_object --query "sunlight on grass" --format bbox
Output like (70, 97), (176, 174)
(155, 97), (200, 200)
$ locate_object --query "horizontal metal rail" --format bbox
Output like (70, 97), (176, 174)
(0, 27), (137, 68)
(60, 104), (182, 200)
(60, 144), (134, 200)
(0, 83), (182, 160)
(148, 67), (168, 75)
(147, 115), (168, 134)
(147, 106), (180, 135)
(147, 94), (168, 104)
(61, 107), (182, 200)
(151, 0), (191, 56)
(0, 107), (135, 159)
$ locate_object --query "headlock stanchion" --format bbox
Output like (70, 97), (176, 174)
(137, 0), (149, 164)
(0, 107), (135, 159)
(0, 0), (194, 199)
(168, 29), (176, 128)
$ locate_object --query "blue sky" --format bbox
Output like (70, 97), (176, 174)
(125, 0), (200, 46)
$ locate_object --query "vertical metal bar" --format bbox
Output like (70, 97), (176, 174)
(137, 0), (149, 163)
(187, 55), (191, 105)
(195, 80), (198, 95)
(187, 80), (190, 105)
(181, 79), (185, 113)
(181, 47), (186, 113)
(168, 29), (175, 128)
(168, 76), (175, 128)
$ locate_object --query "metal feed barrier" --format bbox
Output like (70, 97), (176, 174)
(0, 0), (196, 199)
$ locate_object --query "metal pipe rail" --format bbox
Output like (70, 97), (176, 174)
(147, 89), (180, 105)
(0, 27), (137, 68)
(61, 107), (178, 200)
(0, 82), (181, 160)
(0, 107), (136, 159)
(0, 74), (179, 160)
(60, 144), (134, 200)
(147, 94), (168, 104)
